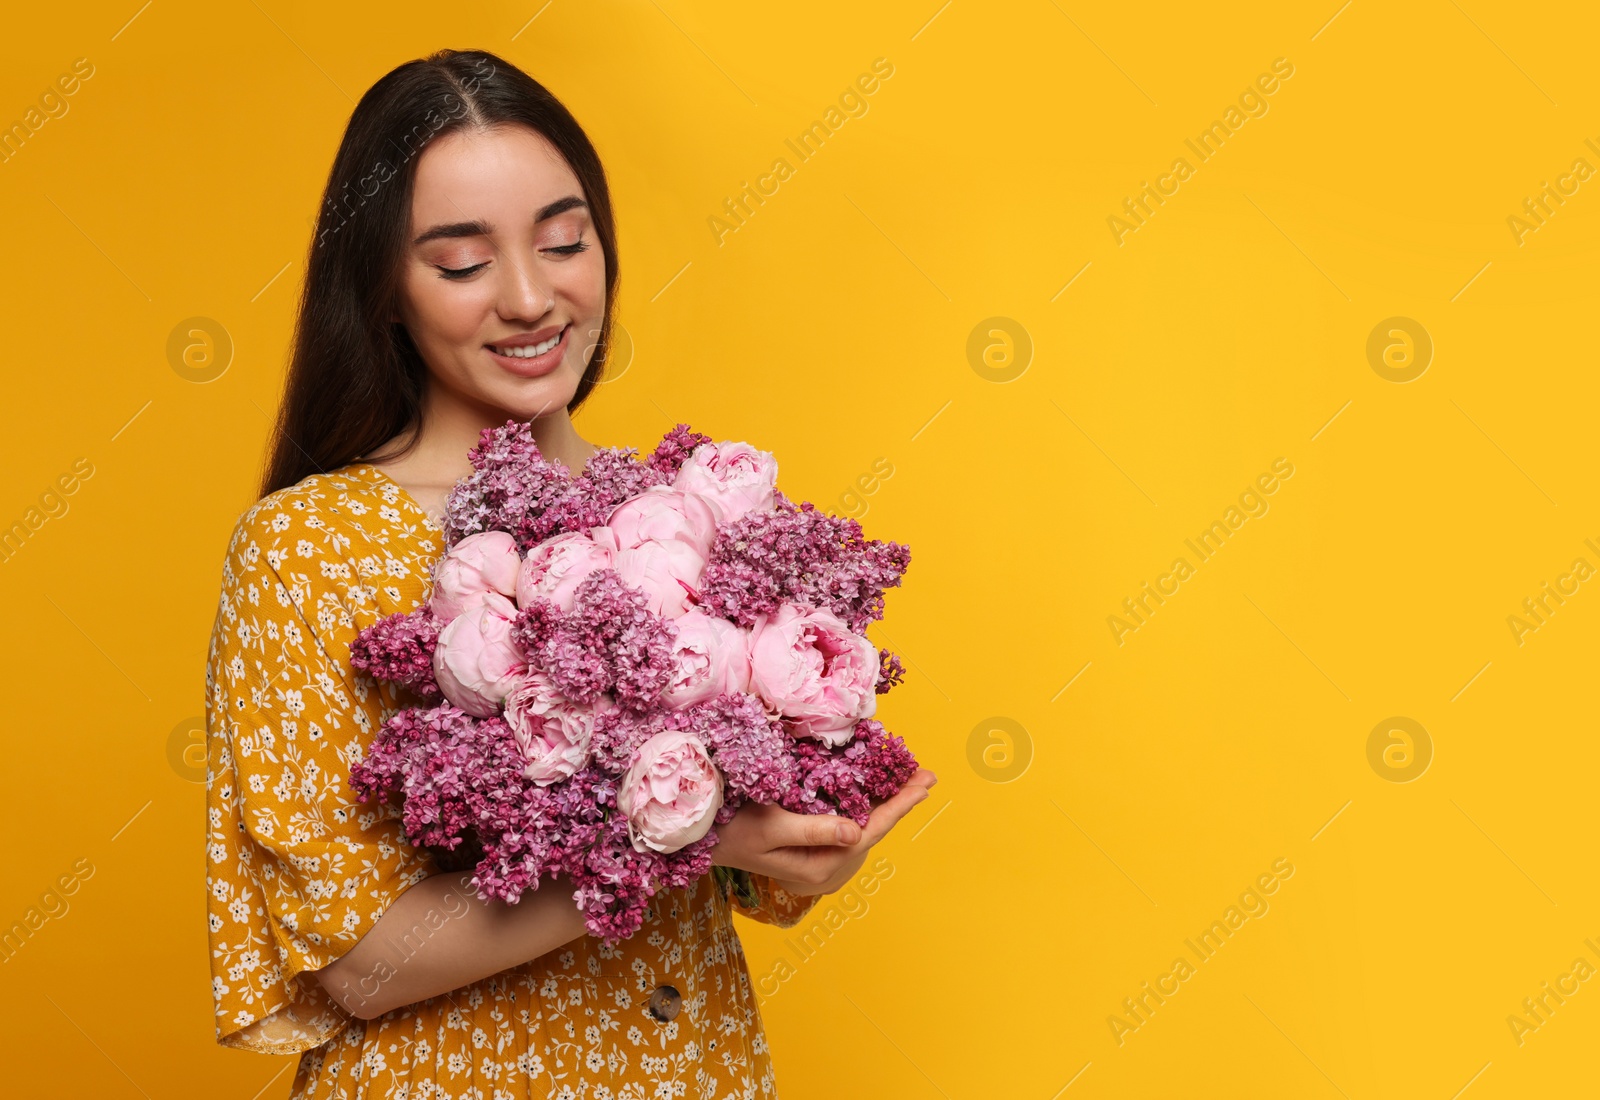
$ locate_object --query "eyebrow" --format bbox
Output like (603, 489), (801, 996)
(411, 195), (589, 246)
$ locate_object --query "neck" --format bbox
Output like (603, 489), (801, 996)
(370, 385), (597, 485)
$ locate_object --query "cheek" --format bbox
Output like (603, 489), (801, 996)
(405, 269), (491, 347)
(556, 252), (608, 314)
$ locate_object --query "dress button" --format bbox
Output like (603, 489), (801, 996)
(647, 984), (682, 1022)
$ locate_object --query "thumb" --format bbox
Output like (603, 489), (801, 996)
(787, 812), (860, 848)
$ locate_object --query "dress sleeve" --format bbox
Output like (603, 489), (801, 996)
(204, 493), (438, 1054)
(725, 870), (823, 929)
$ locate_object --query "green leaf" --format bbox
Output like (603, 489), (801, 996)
(713, 866), (762, 909)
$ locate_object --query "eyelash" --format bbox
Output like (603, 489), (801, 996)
(435, 239), (590, 280)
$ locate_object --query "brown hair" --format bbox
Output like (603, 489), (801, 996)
(259, 48), (620, 498)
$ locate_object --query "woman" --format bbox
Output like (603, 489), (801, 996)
(203, 48), (935, 1097)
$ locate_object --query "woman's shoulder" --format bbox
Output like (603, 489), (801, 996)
(224, 465), (438, 564)
(216, 465), (441, 627)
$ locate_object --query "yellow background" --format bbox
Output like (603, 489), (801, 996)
(2, 1), (1596, 1096)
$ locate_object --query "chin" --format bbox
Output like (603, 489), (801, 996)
(501, 372), (583, 418)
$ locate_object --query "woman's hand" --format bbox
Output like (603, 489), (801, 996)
(712, 768), (938, 898)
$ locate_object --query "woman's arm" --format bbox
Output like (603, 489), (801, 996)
(311, 871), (589, 1021)
(315, 770), (937, 1018)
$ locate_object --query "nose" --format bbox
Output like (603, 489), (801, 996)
(497, 247), (554, 322)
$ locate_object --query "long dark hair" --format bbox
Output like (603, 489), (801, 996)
(259, 48), (620, 498)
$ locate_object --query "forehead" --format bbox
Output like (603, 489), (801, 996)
(409, 125), (582, 225)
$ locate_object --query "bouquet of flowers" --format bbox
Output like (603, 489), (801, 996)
(348, 421), (919, 942)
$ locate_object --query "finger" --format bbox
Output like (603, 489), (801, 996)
(856, 781), (934, 849)
(771, 808), (862, 848)
(762, 845), (846, 885)
(807, 777), (937, 856)
(763, 772), (938, 853)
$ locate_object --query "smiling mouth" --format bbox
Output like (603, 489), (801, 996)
(487, 325), (568, 358)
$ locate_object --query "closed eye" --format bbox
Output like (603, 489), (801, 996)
(434, 239), (589, 280)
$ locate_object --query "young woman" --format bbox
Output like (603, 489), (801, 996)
(203, 48), (935, 1097)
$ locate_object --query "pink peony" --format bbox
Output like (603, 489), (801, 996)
(516, 531), (614, 612)
(612, 540), (706, 618)
(606, 486), (719, 559)
(432, 591), (526, 717)
(618, 729), (724, 854)
(673, 441), (778, 522)
(504, 670), (601, 784)
(430, 531), (521, 621)
(748, 603), (879, 746)
(661, 611), (751, 709)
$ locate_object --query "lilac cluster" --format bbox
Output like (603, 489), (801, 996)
(696, 500), (912, 633)
(440, 421), (715, 554)
(353, 705), (712, 940)
(877, 649), (906, 694)
(509, 570), (679, 710)
(350, 422), (918, 943)
(349, 609), (443, 703)
(440, 420), (578, 550)
(778, 719), (921, 825)
(475, 764), (718, 941)
(539, 448), (664, 535)
(350, 704), (526, 851)
(537, 769), (719, 941)
(644, 423), (714, 477)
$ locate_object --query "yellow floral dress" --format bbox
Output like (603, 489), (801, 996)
(204, 462), (821, 1099)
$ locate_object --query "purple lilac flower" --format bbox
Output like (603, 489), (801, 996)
(349, 609), (443, 703)
(441, 421), (699, 551)
(694, 693), (797, 814)
(350, 704), (527, 850)
(473, 762), (718, 942)
(540, 446), (671, 534)
(440, 420), (575, 551)
(509, 570), (678, 708)
(777, 718), (921, 826)
(696, 500), (911, 633)
(589, 705), (660, 776)
(646, 423), (714, 477)
(877, 649), (906, 694)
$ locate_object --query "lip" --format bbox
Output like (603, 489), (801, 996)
(488, 324), (565, 349)
(485, 323), (570, 377)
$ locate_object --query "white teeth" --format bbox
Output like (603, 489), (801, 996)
(493, 329), (564, 358)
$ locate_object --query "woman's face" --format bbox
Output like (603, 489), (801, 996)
(396, 124), (606, 421)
